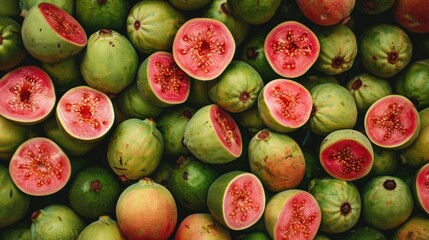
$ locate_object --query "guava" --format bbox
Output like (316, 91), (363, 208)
(116, 178), (177, 240)
(413, 162), (429, 214)
(67, 166), (123, 219)
(369, 146), (398, 176)
(395, 59), (429, 110)
(208, 60), (264, 113)
(169, 0), (212, 11)
(234, 105), (266, 135)
(75, 0), (130, 34)
(364, 94), (420, 150)
(0, 165), (30, 228)
(20, 0), (74, 17)
(319, 129), (374, 181)
(0, 115), (33, 161)
(116, 82), (164, 120)
(356, 0), (396, 15)
(248, 129), (306, 192)
(226, 0), (282, 25)
(80, 29), (139, 95)
(56, 85), (115, 142)
(77, 215), (126, 240)
(0, 220), (31, 240)
(0, 65), (56, 125)
(358, 23), (413, 78)
(362, 176), (414, 230)
(107, 118), (164, 180)
(156, 105), (196, 157)
(137, 51), (190, 107)
(174, 213), (232, 240)
(172, 18), (236, 81)
(9, 137), (71, 196)
(30, 204), (86, 240)
(21, 2), (87, 63)
(391, 215), (429, 240)
(400, 125), (429, 167)
(297, 73), (339, 91)
(264, 189), (322, 240)
(0, 0), (20, 17)
(296, 0), (356, 26)
(309, 83), (358, 136)
(0, 16), (26, 71)
(314, 24), (358, 75)
(202, 0), (249, 46)
(264, 20), (320, 79)
(183, 104), (242, 164)
(185, 78), (213, 108)
(207, 171), (266, 231)
(257, 79), (313, 133)
(127, 0), (186, 54)
(308, 178), (361, 233)
(393, 0), (429, 33)
(341, 226), (387, 240)
(169, 156), (219, 211)
(346, 73), (393, 115)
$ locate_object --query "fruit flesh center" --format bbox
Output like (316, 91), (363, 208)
(215, 111), (238, 147)
(279, 197), (318, 240)
(65, 93), (102, 129)
(20, 146), (62, 187)
(330, 146), (365, 175)
(370, 102), (407, 140)
(273, 86), (302, 120)
(9, 76), (40, 113)
(153, 61), (186, 94)
(228, 181), (259, 222)
(211, 105), (242, 156)
(271, 30), (312, 70)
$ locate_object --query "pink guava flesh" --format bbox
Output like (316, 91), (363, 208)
(264, 21), (320, 78)
(56, 86), (114, 141)
(147, 51), (190, 104)
(211, 104), (242, 157)
(0, 66), (56, 124)
(223, 174), (265, 230)
(264, 79), (313, 128)
(365, 95), (419, 148)
(320, 139), (373, 181)
(416, 164), (429, 213)
(9, 137), (71, 196)
(275, 191), (321, 240)
(40, 3), (87, 45)
(173, 18), (235, 81)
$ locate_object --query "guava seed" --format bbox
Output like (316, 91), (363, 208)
(370, 102), (407, 140)
(272, 86), (302, 120)
(330, 146), (365, 175)
(271, 30), (312, 70)
(228, 181), (258, 222)
(65, 93), (102, 129)
(44, 9), (80, 40)
(9, 75), (41, 113)
(154, 61), (186, 94)
(215, 111), (238, 147)
(281, 198), (318, 239)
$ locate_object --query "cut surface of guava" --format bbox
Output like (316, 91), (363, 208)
(172, 18), (236, 81)
(415, 163), (429, 214)
(211, 104), (242, 157)
(56, 85), (114, 141)
(264, 21), (320, 78)
(0, 65), (56, 124)
(9, 137), (71, 196)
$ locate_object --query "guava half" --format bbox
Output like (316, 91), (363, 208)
(413, 162), (429, 214)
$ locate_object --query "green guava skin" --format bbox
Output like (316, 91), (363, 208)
(21, 3), (87, 63)
(0, 165), (31, 228)
(341, 226), (387, 240)
(227, 0), (282, 25)
(400, 125), (429, 168)
(362, 176), (414, 230)
(77, 216), (126, 240)
(0, 0), (20, 17)
(0, 115), (32, 161)
(169, 0), (212, 11)
(355, 0), (396, 14)
(80, 29), (138, 95)
(391, 215), (429, 240)
(0, 16), (26, 71)
(0, 220), (31, 240)
(20, 0), (74, 17)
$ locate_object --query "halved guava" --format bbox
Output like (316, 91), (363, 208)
(137, 51), (190, 107)
(9, 137), (71, 196)
(264, 20), (320, 78)
(414, 162), (429, 214)
(172, 18), (236, 81)
(183, 104), (242, 164)
(21, 2), (87, 63)
(207, 171), (265, 231)
(264, 189), (322, 240)
(56, 85), (115, 142)
(364, 94), (420, 150)
(0, 65), (55, 125)
(257, 79), (313, 133)
(320, 129), (374, 181)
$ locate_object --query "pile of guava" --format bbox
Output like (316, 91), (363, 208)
(1, 0), (429, 239)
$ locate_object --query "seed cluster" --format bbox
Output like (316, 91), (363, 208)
(330, 146), (365, 174)
(425, 171), (429, 189)
(228, 181), (258, 222)
(19, 146), (62, 187)
(370, 102), (407, 140)
(272, 86), (302, 120)
(215, 111), (238, 147)
(65, 93), (101, 129)
(153, 61), (185, 94)
(8, 75), (41, 113)
(281, 199), (317, 240)
(44, 9), (80, 40)
(271, 30), (312, 70)
(181, 25), (226, 73)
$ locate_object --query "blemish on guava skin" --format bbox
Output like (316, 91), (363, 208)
(58, 216), (62, 221)
(183, 171), (189, 180)
(9, 189), (12, 198)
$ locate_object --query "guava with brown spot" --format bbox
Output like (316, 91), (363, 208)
(207, 171), (266, 231)
(296, 0), (355, 26)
